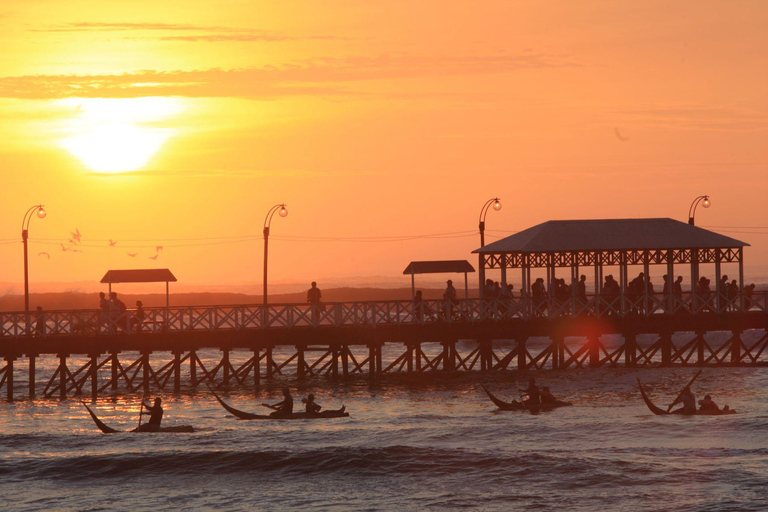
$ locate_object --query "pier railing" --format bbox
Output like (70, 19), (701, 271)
(1, 290), (765, 339)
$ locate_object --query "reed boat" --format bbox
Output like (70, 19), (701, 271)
(636, 380), (737, 416)
(210, 389), (349, 420)
(481, 385), (572, 412)
(81, 402), (195, 433)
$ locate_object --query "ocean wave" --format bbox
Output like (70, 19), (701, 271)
(0, 446), (692, 485)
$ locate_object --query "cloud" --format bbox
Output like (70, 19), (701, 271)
(616, 104), (768, 132)
(33, 22), (342, 42)
(0, 53), (577, 100)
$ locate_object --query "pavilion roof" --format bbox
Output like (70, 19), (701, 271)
(100, 268), (177, 284)
(403, 260), (475, 275)
(473, 218), (749, 254)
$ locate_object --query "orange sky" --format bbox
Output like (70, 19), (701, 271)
(1, 1), (767, 293)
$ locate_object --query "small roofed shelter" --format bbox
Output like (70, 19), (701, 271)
(403, 260), (475, 300)
(100, 269), (177, 308)
(472, 218), (750, 310)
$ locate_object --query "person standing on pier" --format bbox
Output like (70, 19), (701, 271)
(99, 292), (111, 332)
(34, 306), (46, 336)
(443, 279), (457, 320)
(131, 300), (146, 332)
(413, 290), (424, 322)
(307, 281), (323, 324)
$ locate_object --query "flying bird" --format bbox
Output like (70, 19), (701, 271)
(127, 253), (138, 257)
(156, 246), (164, 253)
(149, 254), (159, 260)
(71, 249), (83, 253)
(614, 127), (630, 142)
(60, 243), (70, 252)
(68, 239), (76, 245)
(109, 239), (117, 247)
(38, 252), (50, 259)
(71, 229), (82, 243)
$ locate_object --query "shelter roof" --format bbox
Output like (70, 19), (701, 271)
(473, 218), (749, 254)
(100, 269), (177, 284)
(403, 260), (475, 275)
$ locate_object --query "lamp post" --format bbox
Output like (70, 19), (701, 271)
(263, 204), (288, 305)
(688, 195), (711, 226)
(479, 197), (502, 247)
(478, 197), (502, 300)
(22, 204), (47, 315)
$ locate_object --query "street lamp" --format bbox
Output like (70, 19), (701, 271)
(688, 195), (711, 226)
(479, 197), (502, 247)
(22, 204), (47, 315)
(263, 203), (288, 305)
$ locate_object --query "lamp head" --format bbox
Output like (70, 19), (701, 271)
(278, 205), (288, 217)
(492, 198), (502, 211)
(702, 196), (711, 208)
(36, 206), (47, 219)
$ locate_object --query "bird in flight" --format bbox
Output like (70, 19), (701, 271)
(614, 127), (630, 142)
(109, 239), (117, 247)
(38, 252), (50, 259)
(156, 246), (164, 253)
(149, 254), (159, 260)
(127, 253), (138, 257)
(71, 229), (82, 243)
(60, 243), (70, 252)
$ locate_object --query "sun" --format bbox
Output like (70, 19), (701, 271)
(58, 97), (182, 174)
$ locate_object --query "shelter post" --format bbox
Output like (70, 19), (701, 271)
(715, 250), (722, 313)
(666, 250), (674, 313)
(464, 272), (469, 299)
(738, 248), (745, 311)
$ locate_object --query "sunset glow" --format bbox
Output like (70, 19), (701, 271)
(58, 98), (180, 173)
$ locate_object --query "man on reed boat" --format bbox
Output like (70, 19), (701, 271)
(698, 394), (730, 414)
(669, 385), (696, 414)
(302, 393), (322, 415)
(521, 378), (540, 407)
(269, 388), (294, 418)
(138, 397), (164, 432)
(540, 387), (560, 406)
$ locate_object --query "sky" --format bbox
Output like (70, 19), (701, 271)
(0, 0), (766, 294)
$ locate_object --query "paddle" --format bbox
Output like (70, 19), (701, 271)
(137, 393), (148, 430)
(516, 380), (528, 410)
(261, 403), (278, 410)
(666, 370), (702, 412)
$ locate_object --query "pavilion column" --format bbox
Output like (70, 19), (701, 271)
(619, 252), (627, 316)
(691, 250), (699, 312)
(594, 253), (601, 316)
(738, 248), (745, 311)
(571, 258), (578, 315)
(547, 254), (554, 319)
(643, 252), (650, 315)
(666, 250), (674, 314)
(714, 249), (722, 313)
(478, 254), (486, 301)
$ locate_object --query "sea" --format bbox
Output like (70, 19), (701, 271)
(1, 336), (767, 512)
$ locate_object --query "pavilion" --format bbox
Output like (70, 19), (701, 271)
(473, 218), (750, 314)
(100, 269), (177, 308)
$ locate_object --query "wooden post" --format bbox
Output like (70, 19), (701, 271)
(111, 352), (119, 391)
(266, 347), (274, 380)
(368, 344), (376, 377)
(5, 357), (14, 401)
(297, 346), (306, 378)
(28, 355), (36, 399)
(667, 250), (674, 314)
(341, 346), (349, 376)
(589, 335), (600, 368)
(173, 351), (181, 393)
(253, 347), (261, 391)
(190, 350), (197, 386)
(731, 331), (742, 364)
(643, 253), (650, 316)
(551, 335), (561, 370)
(90, 353), (98, 401)
(415, 342), (422, 372)
(624, 333), (636, 367)
(691, 250), (699, 312)
(142, 352), (150, 394)
(442, 341), (454, 372)
(517, 337), (527, 370)
(619, 252), (627, 316)
(222, 349), (230, 389)
(696, 332), (706, 366)
(59, 354), (67, 400)
(331, 346), (339, 377)
(407, 343), (413, 372)
(661, 332), (672, 367)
